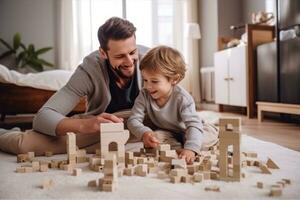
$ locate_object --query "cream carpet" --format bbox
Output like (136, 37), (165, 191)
(0, 134), (300, 199)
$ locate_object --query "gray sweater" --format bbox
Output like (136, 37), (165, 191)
(127, 86), (204, 154)
(33, 46), (147, 136)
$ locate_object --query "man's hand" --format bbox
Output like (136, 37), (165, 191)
(79, 113), (123, 134)
(142, 132), (160, 148)
(177, 149), (196, 164)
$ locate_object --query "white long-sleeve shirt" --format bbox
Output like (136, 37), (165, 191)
(127, 85), (204, 154)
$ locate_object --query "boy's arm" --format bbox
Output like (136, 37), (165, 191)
(180, 100), (204, 155)
(127, 91), (152, 140)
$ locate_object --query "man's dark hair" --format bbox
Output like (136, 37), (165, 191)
(98, 17), (136, 51)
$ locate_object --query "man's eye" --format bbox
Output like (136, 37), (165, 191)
(130, 51), (136, 55)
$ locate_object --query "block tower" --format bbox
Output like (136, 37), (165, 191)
(100, 123), (129, 163)
(219, 117), (241, 181)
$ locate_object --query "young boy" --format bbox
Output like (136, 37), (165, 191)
(127, 45), (218, 164)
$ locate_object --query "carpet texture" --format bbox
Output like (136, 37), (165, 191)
(0, 134), (299, 200)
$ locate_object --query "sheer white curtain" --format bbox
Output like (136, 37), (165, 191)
(57, 0), (198, 95)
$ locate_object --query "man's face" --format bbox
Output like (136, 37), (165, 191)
(101, 35), (138, 79)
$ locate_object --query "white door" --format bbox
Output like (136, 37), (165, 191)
(228, 46), (247, 106)
(214, 50), (229, 105)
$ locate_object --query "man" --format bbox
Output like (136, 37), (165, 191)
(0, 17), (147, 155)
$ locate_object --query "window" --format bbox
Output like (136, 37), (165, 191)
(76, 0), (187, 54)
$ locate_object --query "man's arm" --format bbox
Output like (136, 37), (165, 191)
(33, 66), (93, 136)
(56, 113), (123, 136)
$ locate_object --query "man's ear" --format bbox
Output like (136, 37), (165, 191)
(99, 48), (108, 59)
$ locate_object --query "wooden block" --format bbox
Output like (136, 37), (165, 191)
(157, 171), (168, 179)
(42, 179), (54, 189)
(135, 164), (148, 177)
(269, 188), (282, 197)
(73, 168), (82, 176)
(219, 117), (241, 132)
(40, 164), (49, 172)
(137, 157), (147, 164)
(158, 144), (171, 151)
(88, 180), (97, 187)
(170, 168), (188, 177)
(257, 182), (263, 189)
(45, 151), (53, 157)
(27, 152), (35, 159)
(123, 167), (134, 176)
(16, 167), (26, 173)
(266, 158), (279, 169)
(193, 173), (203, 182)
(63, 164), (74, 172)
(76, 156), (88, 163)
(160, 150), (177, 158)
(17, 154), (28, 163)
(181, 175), (192, 183)
(276, 181), (285, 188)
(24, 166), (33, 173)
(203, 171), (211, 180)
(172, 159), (187, 169)
(32, 161), (40, 171)
(205, 185), (220, 192)
(210, 171), (219, 180)
(148, 166), (158, 174)
(282, 178), (291, 185)
(95, 149), (101, 156)
(260, 164), (272, 174)
(100, 123), (124, 133)
(170, 176), (181, 184)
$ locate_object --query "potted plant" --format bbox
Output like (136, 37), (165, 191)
(0, 32), (54, 72)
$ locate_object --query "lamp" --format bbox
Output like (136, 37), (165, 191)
(184, 22), (201, 101)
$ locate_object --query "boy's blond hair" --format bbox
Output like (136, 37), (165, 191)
(139, 45), (186, 82)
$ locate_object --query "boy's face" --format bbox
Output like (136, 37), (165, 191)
(142, 69), (176, 105)
(100, 35), (138, 79)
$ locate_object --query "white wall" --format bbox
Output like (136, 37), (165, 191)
(0, 0), (57, 66)
(242, 0), (266, 23)
(198, 0), (218, 67)
(198, 0), (267, 67)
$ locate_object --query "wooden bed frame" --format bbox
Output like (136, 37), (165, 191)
(0, 83), (86, 121)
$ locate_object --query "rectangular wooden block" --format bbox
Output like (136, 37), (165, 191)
(100, 123), (124, 133)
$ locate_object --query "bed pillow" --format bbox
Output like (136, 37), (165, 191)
(0, 64), (73, 91)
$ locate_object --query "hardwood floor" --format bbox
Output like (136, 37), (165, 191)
(220, 112), (300, 152)
(1, 112), (300, 152)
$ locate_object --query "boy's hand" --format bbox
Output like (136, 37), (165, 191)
(142, 132), (160, 148)
(178, 149), (196, 164)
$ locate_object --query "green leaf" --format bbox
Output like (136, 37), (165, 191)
(28, 44), (34, 54)
(38, 59), (54, 67)
(0, 50), (15, 59)
(28, 60), (43, 72)
(13, 33), (21, 50)
(36, 47), (52, 55)
(16, 52), (26, 65)
(20, 43), (27, 50)
(0, 38), (13, 50)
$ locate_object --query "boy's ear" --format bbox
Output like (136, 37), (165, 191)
(171, 74), (180, 85)
(99, 48), (108, 59)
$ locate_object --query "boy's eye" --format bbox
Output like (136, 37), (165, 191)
(152, 80), (159, 84)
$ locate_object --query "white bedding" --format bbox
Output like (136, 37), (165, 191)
(0, 64), (73, 91)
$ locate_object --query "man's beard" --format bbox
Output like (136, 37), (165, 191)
(108, 58), (137, 79)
